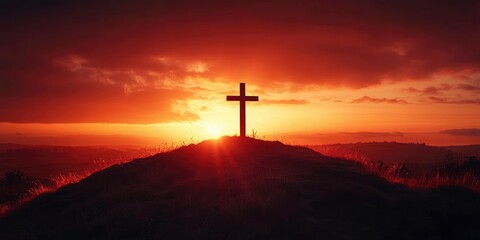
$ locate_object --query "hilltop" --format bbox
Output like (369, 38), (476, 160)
(1, 137), (480, 239)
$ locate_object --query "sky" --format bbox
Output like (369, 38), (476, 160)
(1, 0), (479, 146)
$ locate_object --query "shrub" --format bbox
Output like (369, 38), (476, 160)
(4, 170), (25, 186)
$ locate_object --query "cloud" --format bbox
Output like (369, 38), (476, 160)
(338, 132), (404, 138)
(351, 96), (408, 104)
(403, 84), (452, 95)
(0, 53), (205, 123)
(260, 99), (309, 105)
(404, 82), (480, 95)
(457, 83), (480, 92)
(2, 0), (478, 87)
(426, 96), (480, 104)
(0, 84), (199, 124)
(438, 129), (480, 136)
(0, 0), (479, 122)
(404, 82), (480, 104)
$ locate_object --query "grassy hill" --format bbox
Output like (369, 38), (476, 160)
(309, 142), (456, 166)
(1, 137), (479, 239)
(309, 142), (480, 190)
(0, 144), (157, 211)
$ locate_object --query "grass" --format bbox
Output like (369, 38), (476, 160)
(0, 204), (8, 216)
(0, 139), (199, 217)
(0, 151), (151, 217)
(0, 171), (93, 217)
(313, 145), (480, 191)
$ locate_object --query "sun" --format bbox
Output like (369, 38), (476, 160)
(204, 123), (223, 139)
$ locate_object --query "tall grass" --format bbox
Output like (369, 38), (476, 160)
(0, 171), (96, 217)
(0, 140), (198, 217)
(0, 204), (9, 216)
(313, 145), (480, 191)
(0, 148), (160, 217)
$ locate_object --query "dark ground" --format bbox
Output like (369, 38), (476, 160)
(1, 137), (479, 240)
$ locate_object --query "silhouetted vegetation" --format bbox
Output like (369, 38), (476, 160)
(311, 143), (480, 191)
(0, 144), (162, 217)
(4, 170), (25, 186)
(1, 170), (36, 206)
(438, 156), (480, 177)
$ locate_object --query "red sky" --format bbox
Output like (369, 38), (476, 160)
(1, 0), (479, 146)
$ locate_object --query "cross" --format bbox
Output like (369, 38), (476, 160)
(226, 83), (259, 137)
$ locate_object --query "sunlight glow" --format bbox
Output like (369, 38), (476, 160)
(205, 123), (223, 139)
(187, 62), (208, 73)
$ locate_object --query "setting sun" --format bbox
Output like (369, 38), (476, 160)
(204, 123), (223, 139)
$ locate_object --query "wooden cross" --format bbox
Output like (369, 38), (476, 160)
(226, 83), (259, 137)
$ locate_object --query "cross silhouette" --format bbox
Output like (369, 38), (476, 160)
(226, 83), (259, 137)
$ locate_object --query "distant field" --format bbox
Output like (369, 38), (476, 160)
(0, 144), (158, 178)
(0, 144), (159, 211)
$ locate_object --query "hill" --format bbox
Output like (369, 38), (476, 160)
(1, 137), (479, 239)
(309, 142), (456, 167)
(0, 144), (158, 211)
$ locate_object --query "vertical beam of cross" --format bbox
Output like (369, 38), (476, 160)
(226, 83), (259, 137)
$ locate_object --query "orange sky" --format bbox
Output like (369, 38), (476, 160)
(1, 0), (479, 146)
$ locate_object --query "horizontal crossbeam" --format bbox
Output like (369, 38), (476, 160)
(226, 96), (259, 101)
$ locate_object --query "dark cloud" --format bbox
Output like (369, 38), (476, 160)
(260, 99), (308, 105)
(438, 129), (480, 136)
(404, 82), (480, 104)
(351, 96), (408, 104)
(404, 83), (480, 100)
(0, 54), (200, 123)
(1, 0), (479, 122)
(457, 83), (480, 92)
(427, 96), (446, 103)
(0, 85), (199, 123)
(426, 96), (480, 104)
(338, 132), (404, 138)
(404, 84), (452, 95)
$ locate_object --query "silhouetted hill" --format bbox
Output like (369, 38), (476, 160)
(1, 137), (479, 239)
(0, 143), (44, 153)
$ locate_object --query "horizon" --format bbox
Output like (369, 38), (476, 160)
(1, 132), (480, 147)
